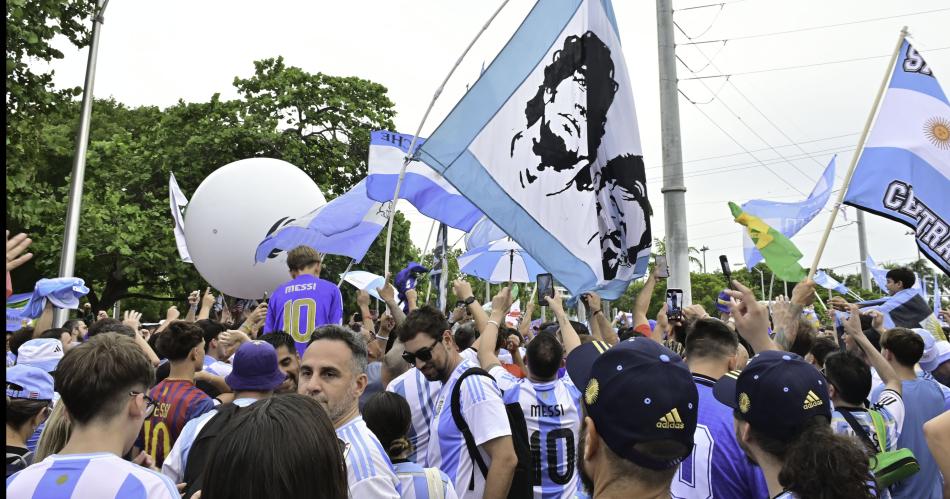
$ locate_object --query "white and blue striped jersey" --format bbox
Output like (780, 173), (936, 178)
(6, 452), (179, 498)
(489, 365), (582, 499)
(202, 355), (232, 377)
(161, 397), (259, 483)
(393, 461), (459, 499)
(337, 415), (401, 499)
(427, 359), (511, 499)
(387, 367), (441, 465)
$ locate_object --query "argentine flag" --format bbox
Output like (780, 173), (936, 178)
(416, 0), (651, 299)
(844, 39), (950, 274)
(741, 157), (835, 269)
(366, 130), (482, 231)
(813, 270), (850, 295)
(255, 179), (388, 263)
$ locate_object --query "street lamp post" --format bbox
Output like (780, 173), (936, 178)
(700, 245), (709, 273)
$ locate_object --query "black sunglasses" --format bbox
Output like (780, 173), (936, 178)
(402, 339), (440, 365)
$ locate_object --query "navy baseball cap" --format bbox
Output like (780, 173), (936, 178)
(566, 338), (698, 470)
(225, 341), (286, 392)
(7, 364), (55, 400)
(713, 350), (831, 442)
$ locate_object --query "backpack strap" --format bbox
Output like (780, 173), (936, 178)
(838, 409), (878, 454)
(868, 410), (887, 453)
(450, 367), (493, 491)
(423, 467), (445, 499)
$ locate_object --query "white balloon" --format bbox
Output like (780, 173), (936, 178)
(184, 158), (326, 299)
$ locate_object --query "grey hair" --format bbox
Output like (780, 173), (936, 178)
(308, 325), (368, 375)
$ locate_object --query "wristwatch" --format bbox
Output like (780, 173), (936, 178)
(462, 296), (476, 306)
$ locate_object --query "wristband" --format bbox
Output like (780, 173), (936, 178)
(375, 334), (389, 341)
(486, 320), (500, 329)
(591, 309), (602, 316)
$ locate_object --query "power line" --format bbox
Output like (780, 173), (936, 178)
(681, 7), (950, 45)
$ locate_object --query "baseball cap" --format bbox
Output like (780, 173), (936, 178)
(16, 338), (64, 373)
(713, 350), (831, 442)
(225, 341), (286, 392)
(7, 364), (55, 400)
(918, 326), (949, 371)
(566, 338), (698, 470)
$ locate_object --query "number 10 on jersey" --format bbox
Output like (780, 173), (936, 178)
(283, 298), (317, 344)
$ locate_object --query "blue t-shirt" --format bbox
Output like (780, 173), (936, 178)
(872, 378), (944, 499)
(263, 274), (343, 356)
(671, 374), (769, 499)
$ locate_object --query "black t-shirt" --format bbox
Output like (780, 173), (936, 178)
(6, 445), (32, 477)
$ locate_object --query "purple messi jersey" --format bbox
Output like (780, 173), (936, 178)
(264, 274), (343, 356)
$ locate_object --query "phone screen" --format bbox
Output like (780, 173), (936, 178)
(666, 288), (683, 320)
(537, 273), (555, 301)
(655, 255), (669, 278)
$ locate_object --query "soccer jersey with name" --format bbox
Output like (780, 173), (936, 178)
(426, 359), (511, 499)
(264, 273), (343, 356)
(337, 415), (401, 499)
(488, 365), (581, 499)
(671, 374), (768, 499)
(387, 367), (441, 465)
(6, 452), (179, 498)
(393, 461), (459, 499)
(136, 379), (215, 468)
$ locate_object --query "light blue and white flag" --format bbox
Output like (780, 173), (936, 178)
(465, 216), (508, 251)
(255, 180), (389, 263)
(415, 0), (651, 299)
(366, 130), (482, 231)
(814, 270), (850, 295)
(866, 255), (889, 291)
(935, 272), (943, 318)
(844, 39), (950, 274)
(741, 157), (836, 268)
(914, 273), (928, 300)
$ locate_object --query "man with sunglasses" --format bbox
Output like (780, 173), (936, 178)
(398, 305), (517, 499)
(7, 333), (180, 498)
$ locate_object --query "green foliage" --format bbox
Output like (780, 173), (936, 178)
(7, 59), (407, 317)
(5, 0), (95, 116)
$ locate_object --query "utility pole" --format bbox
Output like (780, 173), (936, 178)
(656, 0), (692, 304)
(856, 211), (871, 289)
(700, 245), (709, 273)
(54, 0), (110, 328)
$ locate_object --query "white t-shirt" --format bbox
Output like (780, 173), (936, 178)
(426, 359), (511, 499)
(386, 367), (441, 465)
(337, 415), (401, 498)
(7, 452), (179, 498)
(489, 366), (582, 499)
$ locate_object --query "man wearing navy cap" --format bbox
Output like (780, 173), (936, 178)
(566, 337), (698, 498)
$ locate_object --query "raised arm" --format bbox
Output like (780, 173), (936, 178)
(545, 291), (581, 356)
(377, 278), (406, 325)
(478, 287), (512, 371)
(725, 280), (780, 353)
(238, 302), (267, 339)
(584, 292), (618, 346)
(454, 279), (488, 334)
(773, 280), (816, 351)
(633, 268), (658, 327)
(184, 290), (199, 322)
(357, 290), (375, 332)
(518, 289), (536, 340)
(846, 305), (902, 395)
(125, 310), (160, 366)
(196, 287), (215, 321)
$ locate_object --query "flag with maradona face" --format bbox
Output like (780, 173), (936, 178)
(729, 202), (806, 282)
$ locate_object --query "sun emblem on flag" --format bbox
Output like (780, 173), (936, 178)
(924, 116), (950, 150)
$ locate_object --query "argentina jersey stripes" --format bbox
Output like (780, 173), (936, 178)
(336, 415), (401, 498)
(6, 453), (180, 498)
(490, 366), (582, 499)
(386, 367), (441, 465)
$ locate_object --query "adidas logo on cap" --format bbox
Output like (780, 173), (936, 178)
(656, 408), (685, 429)
(803, 390), (823, 409)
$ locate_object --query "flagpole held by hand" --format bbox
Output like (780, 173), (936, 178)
(807, 26), (907, 280)
(382, 0), (513, 277)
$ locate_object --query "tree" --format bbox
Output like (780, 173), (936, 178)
(5, 0), (95, 117)
(6, 59), (408, 315)
(652, 238), (703, 271)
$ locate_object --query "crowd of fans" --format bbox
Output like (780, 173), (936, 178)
(6, 233), (950, 499)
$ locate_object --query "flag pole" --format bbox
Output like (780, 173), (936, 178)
(806, 27), (908, 281)
(336, 258), (355, 288)
(382, 0), (512, 277)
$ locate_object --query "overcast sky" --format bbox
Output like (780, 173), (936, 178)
(41, 0), (950, 280)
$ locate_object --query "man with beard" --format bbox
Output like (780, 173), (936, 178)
(299, 325), (400, 498)
(398, 306), (517, 499)
(565, 338), (697, 499)
(509, 31), (651, 281)
(260, 332), (300, 394)
(162, 340), (286, 485)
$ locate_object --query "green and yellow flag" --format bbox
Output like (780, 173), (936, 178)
(729, 202), (806, 282)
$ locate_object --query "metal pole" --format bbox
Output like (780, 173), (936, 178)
(336, 258), (355, 288)
(382, 0), (512, 276)
(767, 273), (775, 303)
(656, 0), (692, 304)
(700, 246), (709, 273)
(54, 0), (110, 328)
(856, 211), (871, 289)
(755, 268), (765, 301)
